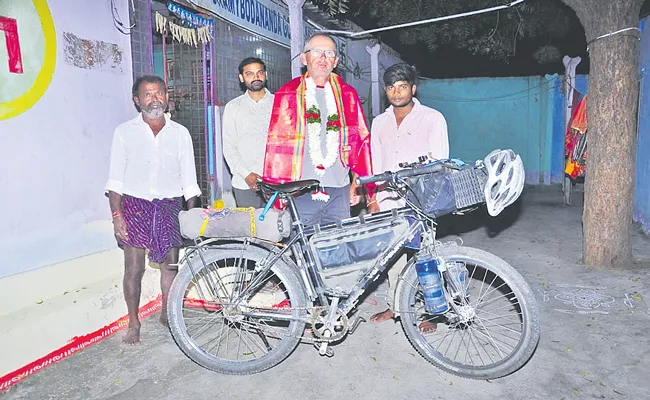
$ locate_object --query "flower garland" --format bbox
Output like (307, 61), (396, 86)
(304, 77), (341, 178)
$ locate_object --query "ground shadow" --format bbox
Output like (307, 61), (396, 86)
(436, 194), (524, 239)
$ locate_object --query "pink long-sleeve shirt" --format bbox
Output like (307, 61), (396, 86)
(370, 98), (449, 211)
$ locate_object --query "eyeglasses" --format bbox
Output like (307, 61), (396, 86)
(306, 49), (337, 59)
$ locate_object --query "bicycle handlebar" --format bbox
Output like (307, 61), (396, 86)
(355, 163), (444, 185)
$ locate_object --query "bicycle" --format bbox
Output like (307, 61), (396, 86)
(167, 149), (541, 380)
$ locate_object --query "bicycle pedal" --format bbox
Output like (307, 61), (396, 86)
(315, 342), (335, 357)
(348, 316), (366, 335)
(321, 347), (334, 357)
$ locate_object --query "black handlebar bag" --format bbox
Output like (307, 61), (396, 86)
(406, 166), (489, 218)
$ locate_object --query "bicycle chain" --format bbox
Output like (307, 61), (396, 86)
(219, 302), (350, 343)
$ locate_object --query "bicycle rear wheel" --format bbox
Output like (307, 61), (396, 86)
(167, 243), (308, 375)
(398, 245), (540, 379)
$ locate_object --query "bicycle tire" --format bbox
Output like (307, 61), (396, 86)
(167, 244), (308, 375)
(398, 245), (540, 380)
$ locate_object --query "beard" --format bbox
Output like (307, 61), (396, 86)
(142, 101), (166, 119)
(246, 79), (266, 92)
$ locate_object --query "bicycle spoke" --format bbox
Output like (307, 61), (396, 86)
(405, 258), (531, 370)
(175, 252), (300, 366)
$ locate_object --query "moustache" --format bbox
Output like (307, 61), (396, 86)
(251, 80), (264, 85)
(146, 101), (165, 109)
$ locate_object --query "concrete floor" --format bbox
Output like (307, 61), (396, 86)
(3, 186), (650, 400)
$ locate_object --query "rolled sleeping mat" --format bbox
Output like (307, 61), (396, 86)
(179, 207), (291, 242)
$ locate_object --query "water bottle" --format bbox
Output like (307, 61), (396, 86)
(414, 252), (448, 314)
(447, 262), (470, 297)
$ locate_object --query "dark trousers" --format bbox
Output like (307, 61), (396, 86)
(233, 188), (265, 209)
(293, 185), (350, 226)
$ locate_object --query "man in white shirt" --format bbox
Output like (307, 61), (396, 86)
(223, 57), (273, 208)
(368, 63), (449, 333)
(106, 75), (201, 344)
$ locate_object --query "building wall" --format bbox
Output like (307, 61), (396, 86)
(635, 16), (650, 233)
(0, 0), (134, 278)
(343, 38), (403, 121)
(416, 75), (559, 184)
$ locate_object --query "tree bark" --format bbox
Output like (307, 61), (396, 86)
(560, 0), (643, 268)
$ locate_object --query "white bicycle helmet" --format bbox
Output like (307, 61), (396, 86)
(483, 149), (525, 216)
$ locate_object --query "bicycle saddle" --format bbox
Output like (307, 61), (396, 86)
(259, 179), (320, 195)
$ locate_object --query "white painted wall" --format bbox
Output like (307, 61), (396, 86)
(343, 35), (403, 122)
(0, 0), (134, 278)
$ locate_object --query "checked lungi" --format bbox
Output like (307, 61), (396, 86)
(119, 195), (183, 263)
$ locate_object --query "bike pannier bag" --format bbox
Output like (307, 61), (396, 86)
(308, 217), (410, 295)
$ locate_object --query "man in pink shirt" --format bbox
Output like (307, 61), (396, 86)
(368, 63), (449, 332)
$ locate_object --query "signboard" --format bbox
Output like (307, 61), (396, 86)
(168, 2), (214, 30)
(189, 0), (315, 47)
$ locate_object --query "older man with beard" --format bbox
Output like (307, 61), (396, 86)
(223, 57), (274, 208)
(105, 75), (201, 344)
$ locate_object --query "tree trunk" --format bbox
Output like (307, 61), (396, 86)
(561, 0), (643, 268)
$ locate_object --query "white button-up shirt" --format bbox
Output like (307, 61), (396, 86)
(222, 89), (274, 190)
(105, 114), (201, 201)
(371, 98), (449, 211)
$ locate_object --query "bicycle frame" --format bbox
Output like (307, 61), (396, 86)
(179, 192), (439, 326)
(168, 154), (539, 378)
(178, 161), (460, 326)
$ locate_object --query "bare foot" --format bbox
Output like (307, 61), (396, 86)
(418, 320), (437, 334)
(159, 313), (169, 328)
(122, 326), (141, 345)
(370, 309), (394, 323)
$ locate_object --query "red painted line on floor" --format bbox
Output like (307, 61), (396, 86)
(0, 295), (162, 392)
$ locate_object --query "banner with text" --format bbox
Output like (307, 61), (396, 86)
(189, 0), (315, 48)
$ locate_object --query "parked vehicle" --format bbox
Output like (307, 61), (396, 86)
(167, 149), (540, 380)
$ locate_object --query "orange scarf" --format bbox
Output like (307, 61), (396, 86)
(262, 73), (373, 191)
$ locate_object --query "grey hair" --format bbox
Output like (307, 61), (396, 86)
(303, 33), (337, 52)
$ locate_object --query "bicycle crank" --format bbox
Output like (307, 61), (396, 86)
(310, 306), (349, 342)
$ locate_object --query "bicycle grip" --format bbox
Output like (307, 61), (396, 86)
(356, 163), (444, 185)
(395, 163), (443, 178)
(355, 172), (392, 185)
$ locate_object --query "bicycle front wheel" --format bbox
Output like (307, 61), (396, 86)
(398, 245), (540, 379)
(167, 243), (308, 375)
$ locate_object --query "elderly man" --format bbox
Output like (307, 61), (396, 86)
(223, 57), (274, 208)
(106, 75), (201, 344)
(262, 33), (375, 225)
(369, 63), (449, 332)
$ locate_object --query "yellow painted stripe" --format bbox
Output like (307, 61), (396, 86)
(0, 0), (57, 120)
